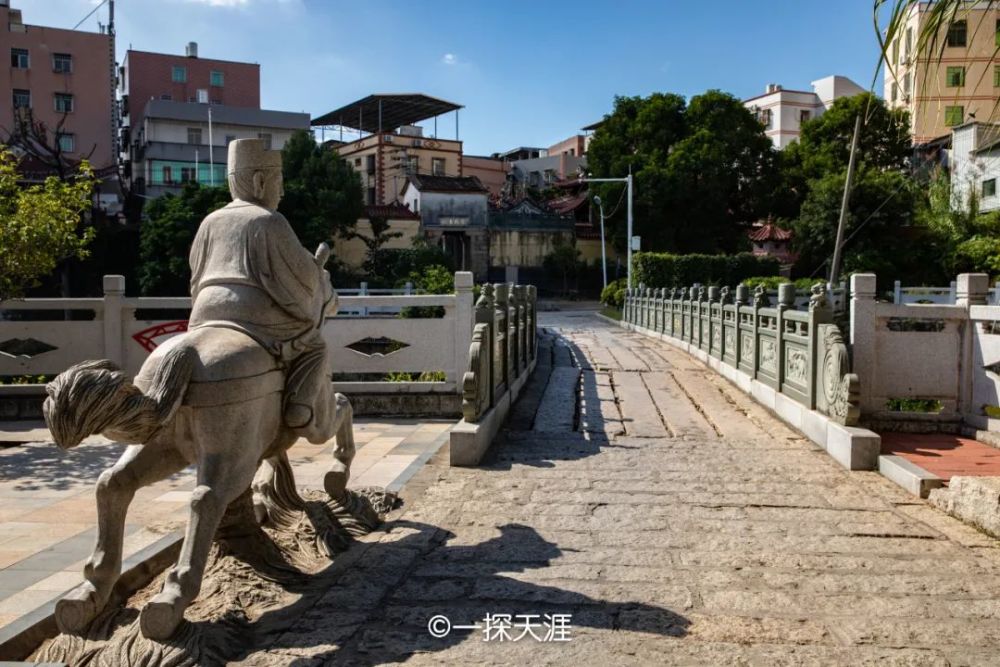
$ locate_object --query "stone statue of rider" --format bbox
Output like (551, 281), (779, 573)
(187, 138), (338, 442)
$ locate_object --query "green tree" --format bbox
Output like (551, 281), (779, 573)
(586, 90), (777, 254)
(0, 148), (96, 299)
(138, 183), (230, 295)
(280, 130), (364, 254)
(341, 215), (403, 282)
(543, 241), (582, 294)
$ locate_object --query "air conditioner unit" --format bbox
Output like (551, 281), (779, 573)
(384, 134), (394, 143)
(412, 139), (423, 148)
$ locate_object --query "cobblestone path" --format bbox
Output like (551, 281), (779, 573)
(246, 311), (1000, 666)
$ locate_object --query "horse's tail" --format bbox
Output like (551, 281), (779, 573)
(44, 344), (195, 449)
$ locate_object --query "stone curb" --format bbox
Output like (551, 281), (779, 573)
(0, 531), (183, 661)
(878, 454), (945, 498)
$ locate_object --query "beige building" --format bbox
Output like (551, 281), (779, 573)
(335, 203), (422, 272)
(313, 94), (464, 205)
(885, 2), (1000, 144)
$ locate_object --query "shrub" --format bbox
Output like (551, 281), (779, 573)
(601, 277), (628, 308)
(632, 252), (780, 288)
(741, 276), (790, 290)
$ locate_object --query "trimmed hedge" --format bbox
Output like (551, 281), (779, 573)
(600, 277), (628, 308)
(632, 252), (781, 288)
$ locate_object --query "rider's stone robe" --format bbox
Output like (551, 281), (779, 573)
(188, 200), (335, 441)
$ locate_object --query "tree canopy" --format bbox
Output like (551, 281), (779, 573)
(0, 148), (96, 300)
(138, 183), (230, 295)
(279, 130), (364, 253)
(586, 90), (777, 255)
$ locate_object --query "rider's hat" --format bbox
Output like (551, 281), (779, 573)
(227, 138), (281, 175)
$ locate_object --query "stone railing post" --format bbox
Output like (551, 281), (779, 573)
(506, 283), (517, 388)
(474, 283), (495, 406)
(708, 287), (720, 356)
(956, 273), (989, 416)
(734, 284), (749, 367)
(454, 272), (474, 393)
(102, 274), (126, 368)
(776, 283), (795, 391)
(516, 285), (528, 374)
(893, 279), (902, 304)
(850, 273), (877, 413)
(494, 283), (509, 394)
(527, 285), (537, 360)
(956, 273), (989, 307)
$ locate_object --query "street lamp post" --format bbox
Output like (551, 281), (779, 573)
(580, 173), (634, 288)
(593, 195), (607, 290)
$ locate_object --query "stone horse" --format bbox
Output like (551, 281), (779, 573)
(41, 298), (355, 640)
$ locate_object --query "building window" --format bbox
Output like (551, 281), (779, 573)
(172, 65), (187, 83)
(181, 167), (196, 183)
(407, 155), (419, 173)
(258, 133), (272, 150)
(12, 89), (30, 109)
(995, 65), (1000, 88)
(947, 20), (967, 47)
(760, 108), (773, 128)
(891, 82), (898, 102)
(366, 187), (376, 205)
(985, 179), (997, 198)
(187, 128), (202, 145)
(903, 72), (911, 97)
(52, 53), (73, 73)
(432, 157), (445, 175)
(904, 27), (912, 58)
(10, 48), (29, 68)
(354, 157), (362, 167)
(57, 133), (75, 153)
(945, 105), (964, 126)
(996, 18), (1000, 47)
(892, 38), (899, 65)
(946, 66), (966, 87)
(210, 70), (224, 87)
(799, 110), (811, 124)
(54, 93), (74, 113)
(162, 165), (174, 184)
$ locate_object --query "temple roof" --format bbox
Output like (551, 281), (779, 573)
(748, 222), (793, 242)
(406, 174), (488, 194)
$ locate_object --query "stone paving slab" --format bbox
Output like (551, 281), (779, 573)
(0, 417), (453, 643)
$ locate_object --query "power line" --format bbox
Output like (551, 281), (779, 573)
(74, 0), (108, 30)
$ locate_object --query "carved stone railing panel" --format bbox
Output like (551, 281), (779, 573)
(462, 323), (491, 422)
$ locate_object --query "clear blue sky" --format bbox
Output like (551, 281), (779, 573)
(21, 0), (888, 155)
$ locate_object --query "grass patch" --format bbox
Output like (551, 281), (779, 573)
(600, 306), (622, 321)
(886, 397), (943, 413)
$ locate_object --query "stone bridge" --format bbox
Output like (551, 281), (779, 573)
(8, 309), (1000, 664)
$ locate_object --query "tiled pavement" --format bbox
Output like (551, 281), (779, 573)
(0, 418), (452, 638)
(882, 432), (1000, 481)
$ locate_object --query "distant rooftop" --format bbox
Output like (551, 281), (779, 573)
(312, 94), (462, 133)
(406, 174), (487, 194)
(143, 99), (309, 130)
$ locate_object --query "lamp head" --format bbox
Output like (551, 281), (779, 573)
(593, 195), (601, 206)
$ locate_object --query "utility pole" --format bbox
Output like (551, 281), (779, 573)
(208, 106), (215, 187)
(581, 173), (635, 289)
(829, 114), (861, 287)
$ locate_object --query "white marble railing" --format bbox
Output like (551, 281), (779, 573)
(0, 274), (474, 395)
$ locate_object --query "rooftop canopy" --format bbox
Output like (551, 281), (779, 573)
(311, 94), (462, 133)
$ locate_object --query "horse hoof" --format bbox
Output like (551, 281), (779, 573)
(55, 584), (102, 634)
(324, 465), (350, 500)
(139, 597), (184, 640)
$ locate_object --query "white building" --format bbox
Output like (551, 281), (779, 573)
(951, 122), (1000, 213)
(743, 75), (866, 149)
(128, 99), (309, 198)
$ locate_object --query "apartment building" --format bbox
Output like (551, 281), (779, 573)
(312, 94), (464, 206)
(120, 43), (308, 196)
(885, 2), (1000, 144)
(743, 76), (866, 149)
(1, 0), (115, 179)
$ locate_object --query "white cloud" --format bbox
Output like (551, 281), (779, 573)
(442, 53), (457, 65)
